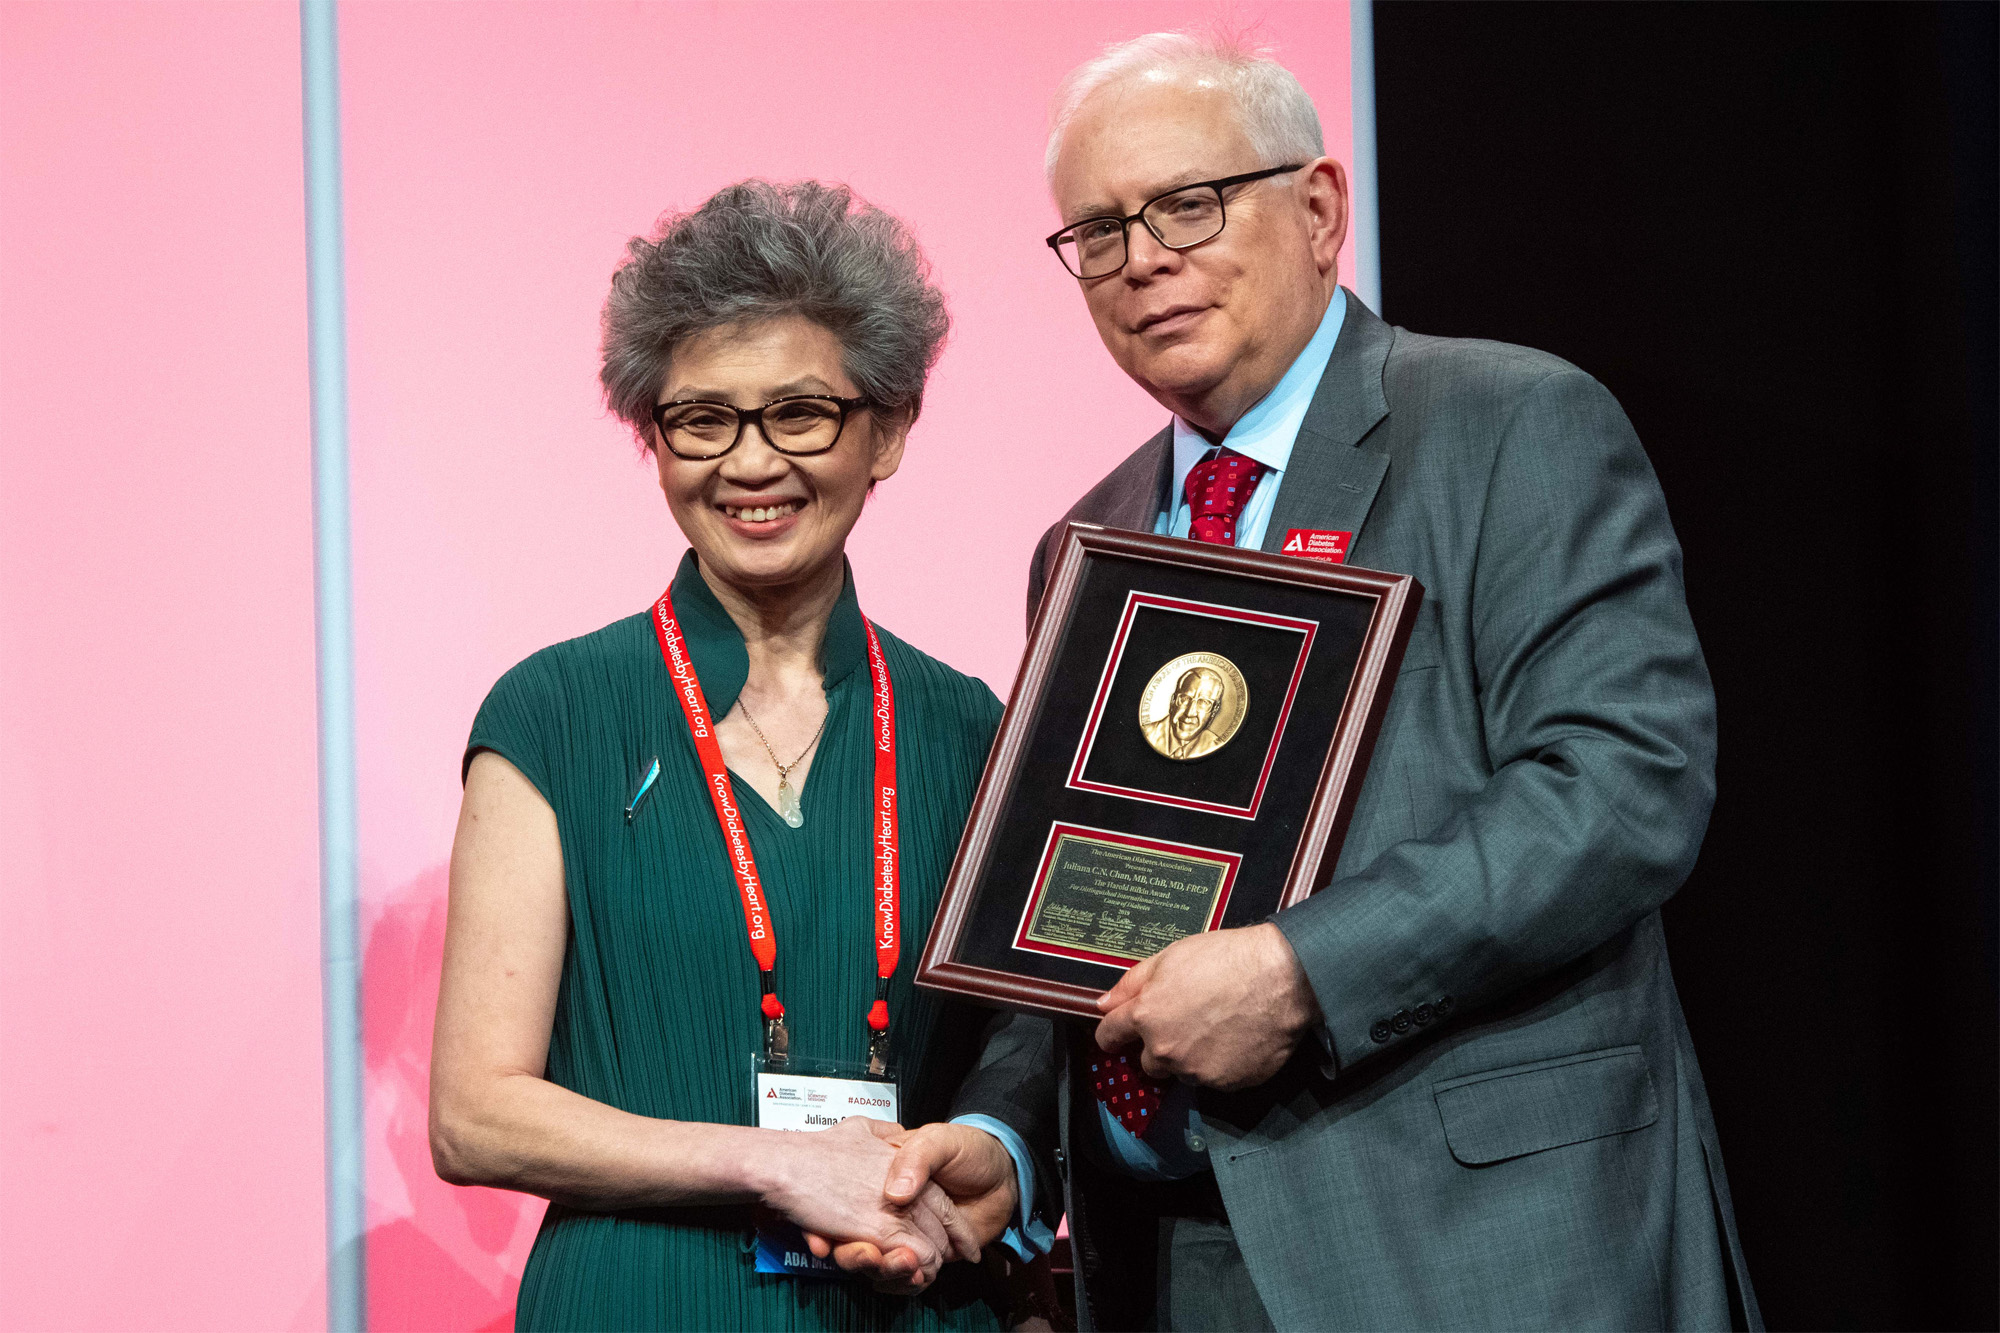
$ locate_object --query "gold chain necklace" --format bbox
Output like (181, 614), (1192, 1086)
(736, 695), (829, 828)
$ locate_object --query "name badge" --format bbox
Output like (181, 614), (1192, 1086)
(752, 1055), (900, 1279)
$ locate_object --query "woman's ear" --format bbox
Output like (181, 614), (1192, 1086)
(869, 410), (911, 483)
(652, 431), (672, 492)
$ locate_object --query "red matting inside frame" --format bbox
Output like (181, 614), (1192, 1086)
(1011, 821), (1244, 972)
(1065, 592), (1316, 819)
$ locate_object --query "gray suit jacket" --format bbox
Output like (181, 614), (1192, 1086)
(955, 291), (1760, 1330)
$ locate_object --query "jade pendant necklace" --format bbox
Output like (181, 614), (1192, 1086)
(735, 695), (830, 828)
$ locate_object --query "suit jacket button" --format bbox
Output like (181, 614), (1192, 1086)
(1413, 1003), (1434, 1025)
(1436, 995), (1456, 1017)
(1391, 1009), (1412, 1034)
(1370, 1020), (1392, 1043)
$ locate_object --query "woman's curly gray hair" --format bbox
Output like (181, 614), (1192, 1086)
(601, 180), (950, 451)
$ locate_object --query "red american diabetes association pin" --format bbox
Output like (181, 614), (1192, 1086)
(1281, 528), (1351, 564)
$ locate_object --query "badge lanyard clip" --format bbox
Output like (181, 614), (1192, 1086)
(866, 977), (892, 1077)
(762, 970), (791, 1068)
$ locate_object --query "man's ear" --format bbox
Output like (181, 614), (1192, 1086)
(1303, 157), (1350, 278)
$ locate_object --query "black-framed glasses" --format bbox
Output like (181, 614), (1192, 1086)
(650, 394), (872, 460)
(1045, 164), (1306, 280)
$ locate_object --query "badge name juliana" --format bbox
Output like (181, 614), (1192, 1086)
(752, 1065), (902, 1280)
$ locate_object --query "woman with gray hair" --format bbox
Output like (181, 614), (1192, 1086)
(429, 181), (1015, 1331)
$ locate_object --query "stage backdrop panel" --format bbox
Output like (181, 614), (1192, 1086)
(339, 2), (1352, 1326)
(0, 4), (326, 1330)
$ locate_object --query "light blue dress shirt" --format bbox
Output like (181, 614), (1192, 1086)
(948, 1113), (1055, 1261)
(949, 289), (1351, 1243)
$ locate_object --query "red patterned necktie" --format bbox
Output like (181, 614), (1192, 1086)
(1089, 1048), (1163, 1137)
(1090, 448), (1266, 1141)
(1183, 446), (1266, 545)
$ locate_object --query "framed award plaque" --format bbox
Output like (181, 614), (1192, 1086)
(916, 523), (1424, 1020)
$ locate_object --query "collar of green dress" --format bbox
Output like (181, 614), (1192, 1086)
(666, 549), (870, 717)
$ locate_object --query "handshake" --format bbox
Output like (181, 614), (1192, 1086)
(758, 923), (1326, 1289)
(763, 1117), (1022, 1293)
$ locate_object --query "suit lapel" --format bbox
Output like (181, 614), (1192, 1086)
(1106, 424), (1174, 531)
(1258, 290), (1396, 556)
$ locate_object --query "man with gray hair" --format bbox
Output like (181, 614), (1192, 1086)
(853, 31), (1759, 1331)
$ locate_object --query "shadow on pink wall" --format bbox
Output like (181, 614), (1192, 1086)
(363, 866), (540, 1332)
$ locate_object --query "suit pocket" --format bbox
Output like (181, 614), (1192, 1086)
(1433, 1045), (1659, 1165)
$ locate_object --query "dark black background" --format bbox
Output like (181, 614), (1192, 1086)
(1374, 4), (1997, 1327)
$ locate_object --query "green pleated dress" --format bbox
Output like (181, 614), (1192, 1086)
(465, 552), (1008, 1333)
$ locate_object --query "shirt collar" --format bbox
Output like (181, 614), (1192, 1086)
(666, 548), (868, 716)
(1171, 287), (1349, 488)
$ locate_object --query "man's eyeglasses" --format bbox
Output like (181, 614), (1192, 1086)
(1045, 164), (1305, 280)
(651, 394), (872, 460)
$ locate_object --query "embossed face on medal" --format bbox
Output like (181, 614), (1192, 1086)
(1138, 652), (1249, 760)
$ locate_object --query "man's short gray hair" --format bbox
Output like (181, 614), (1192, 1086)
(1045, 31), (1325, 183)
(601, 179), (950, 450)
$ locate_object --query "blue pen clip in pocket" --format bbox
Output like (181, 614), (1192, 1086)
(624, 757), (661, 824)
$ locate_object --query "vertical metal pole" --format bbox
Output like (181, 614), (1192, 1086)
(1350, 0), (1384, 316)
(300, 0), (365, 1328)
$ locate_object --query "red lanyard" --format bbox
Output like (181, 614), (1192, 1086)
(650, 587), (899, 1070)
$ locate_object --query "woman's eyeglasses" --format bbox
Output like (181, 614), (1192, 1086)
(652, 394), (872, 460)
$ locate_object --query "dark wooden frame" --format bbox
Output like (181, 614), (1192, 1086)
(916, 524), (1425, 1019)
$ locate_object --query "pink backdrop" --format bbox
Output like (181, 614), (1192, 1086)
(1, 4), (1351, 1328)
(0, 3), (326, 1329)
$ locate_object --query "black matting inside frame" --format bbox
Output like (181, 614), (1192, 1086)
(1076, 605), (1309, 810)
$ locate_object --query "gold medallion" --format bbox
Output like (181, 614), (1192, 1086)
(1138, 652), (1249, 761)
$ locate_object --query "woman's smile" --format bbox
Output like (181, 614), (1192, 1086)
(720, 497), (807, 527)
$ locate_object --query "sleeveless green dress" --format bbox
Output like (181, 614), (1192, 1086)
(466, 552), (1008, 1332)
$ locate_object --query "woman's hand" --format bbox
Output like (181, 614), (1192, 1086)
(755, 1117), (980, 1288)
(799, 1121), (1021, 1294)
